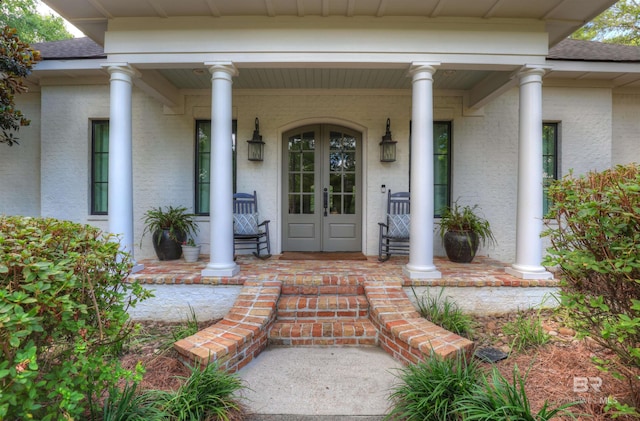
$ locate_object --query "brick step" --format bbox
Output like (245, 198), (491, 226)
(281, 283), (364, 296)
(277, 295), (369, 321)
(269, 320), (379, 346)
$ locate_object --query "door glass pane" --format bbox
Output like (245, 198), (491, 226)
(302, 152), (314, 171)
(327, 131), (357, 217)
(330, 173), (342, 193)
(288, 131), (316, 214)
(289, 174), (300, 193)
(302, 174), (314, 192)
(302, 132), (315, 150)
(302, 194), (314, 213)
(344, 173), (355, 193)
(344, 152), (356, 171)
(329, 151), (342, 172)
(343, 136), (356, 150)
(330, 195), (341, 214)
(344, 193), (355, 214)
(288, 194), (300, 213)
(289, 152), (300, 171)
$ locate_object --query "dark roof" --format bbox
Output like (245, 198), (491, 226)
(32, 36), (640, 63)
(32, 37), (106, 60)
(549, 38), (640, 62)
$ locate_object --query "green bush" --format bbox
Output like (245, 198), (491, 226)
(0, 216), (152, 420)
(387, 353), (481, 420)
(542, 164), (640, 406)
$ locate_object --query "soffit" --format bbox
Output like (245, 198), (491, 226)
(157, 67), (492, 90)
(42, 0), (616, 46)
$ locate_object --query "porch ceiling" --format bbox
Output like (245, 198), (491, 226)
(160, 67), (495, 90)
(43, 0), (616, 47)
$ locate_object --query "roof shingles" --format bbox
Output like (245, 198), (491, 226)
(32, 37), (640, 63)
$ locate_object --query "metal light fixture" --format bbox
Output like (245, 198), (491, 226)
(379, 118), (397, 162)
(247, 117), (265, 161)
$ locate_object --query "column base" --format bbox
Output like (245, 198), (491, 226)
(403, 264), (442, 279)
(506, 264), (553, 280)
(202, 262), (240, 277)
(131, 262), (145, 274)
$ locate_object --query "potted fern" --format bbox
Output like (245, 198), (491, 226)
(142, 206), (198, 260)
(438, 201), (495, 263)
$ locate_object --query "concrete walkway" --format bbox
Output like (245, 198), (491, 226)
(237, 346), (403, 419)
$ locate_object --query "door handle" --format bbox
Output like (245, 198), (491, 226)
(323, 188), (328, 217)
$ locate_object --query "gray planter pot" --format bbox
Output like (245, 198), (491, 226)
(443, 230), (479, 263)
(152, 229), (185, 260)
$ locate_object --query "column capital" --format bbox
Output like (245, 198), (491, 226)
(102, 63), (141, 80)
(204, 62), (239, 78)
(516, 66), (547, 83)
(409, 62), (440, 77)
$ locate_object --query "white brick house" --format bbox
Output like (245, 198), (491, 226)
(3, 0), (639, 279)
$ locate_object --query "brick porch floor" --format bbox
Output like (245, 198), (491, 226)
(129, 254), (557, 288)
(129, 255), (558, 372)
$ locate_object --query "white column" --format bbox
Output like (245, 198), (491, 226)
(202, 63), (239, 277)
(404, 63), (442, 279)
(106, 64), (143, 273)
(506, 67), (553, 280)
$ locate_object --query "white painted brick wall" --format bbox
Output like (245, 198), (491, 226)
(613, 93), (640, 165)
(0, 93), (41, 216)
(128, 284), (242, 321)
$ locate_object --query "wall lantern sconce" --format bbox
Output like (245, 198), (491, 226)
(247, 117), (265, 161)
(379, 118), (397, 162)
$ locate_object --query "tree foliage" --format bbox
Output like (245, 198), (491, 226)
(572, 0), (640, 45)
(0, 25), (41, 146)
(0, 0), (73, 44)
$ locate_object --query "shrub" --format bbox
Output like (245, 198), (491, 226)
(411, 287), (474, 336)
(102, 380), (167, 421)
(156, 362), (245, 421)
(386, 353), (481, 420)
(0, 216), (152, 420)
(542, 164), (640, 406)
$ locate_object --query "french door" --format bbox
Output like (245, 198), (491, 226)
(282, 125), (362, 252)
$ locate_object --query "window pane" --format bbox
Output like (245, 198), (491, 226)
(542, 122), (558, 215)
(433, 122), (451, 217)
(434, 185), (448, 216)
(91, 120), (109, 215)
(195, 120), (237, 215)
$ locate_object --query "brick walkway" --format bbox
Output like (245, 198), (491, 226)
(131, 255), (558, 372)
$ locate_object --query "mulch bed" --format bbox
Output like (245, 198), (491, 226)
(121, 314), (639, 420)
